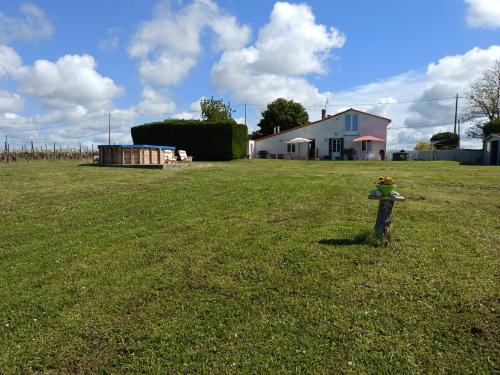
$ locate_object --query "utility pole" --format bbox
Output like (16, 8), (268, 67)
(5, 136), (9, 163)
(457, 119), (461, 149)
(244, 102), (247, 125)
(108, 113), (111, 146)
(454, 93), (458, 134)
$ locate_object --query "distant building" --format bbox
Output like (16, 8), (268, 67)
(253, 108), (391, 160)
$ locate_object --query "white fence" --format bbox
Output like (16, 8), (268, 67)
(387, 149), (483, 163)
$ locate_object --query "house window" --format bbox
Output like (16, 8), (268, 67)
(362, 140), (372, 151)
(287, 144), (296, 152)
(331, 139), (342, 153)
(345, 114), (358, 132)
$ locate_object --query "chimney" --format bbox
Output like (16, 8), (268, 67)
(321, 109), (326, 120)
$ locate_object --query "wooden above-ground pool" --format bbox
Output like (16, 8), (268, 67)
(98, 144), (176, 167)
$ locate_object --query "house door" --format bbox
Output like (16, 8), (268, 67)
(329, 138), (344, 160)
(491, 140), (499, 165)
(308, 139), (315, 159)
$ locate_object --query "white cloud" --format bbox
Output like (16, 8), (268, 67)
(0, 46), (128, 146)
(331, 45), (500, 150)
(98, 27), (121, 52)
(0, 44), (23, 78)
(465, 0), (500, 29)
(129, 0), (251, 87)
(212, 1), (345, 107)
(0, 3), (53, 43)
(404, 46), (500, 126)
(253, 2), (345, 75)
(0, 91), (24, 113)
(138, 54), (197, 86)
(0, 109), (133, 147)
(33, 106), (90, 125)
(209, 15), (253, 51)
(136, 87), (176, 113)
(19, 54), (124, 110)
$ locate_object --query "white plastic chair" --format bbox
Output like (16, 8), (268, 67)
(178, 150), (192, 163)
(163, 149), (177, 164)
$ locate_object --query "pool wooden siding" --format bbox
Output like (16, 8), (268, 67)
(98, 145), (175, 166)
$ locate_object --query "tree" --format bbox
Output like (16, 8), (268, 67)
(414, 141), (435, 151)
(465, 60), (500, 138)
(481, 118), (500, 138)
(430, 132), (459, 150)
(200, 97), (234, 122)
(253, 98), (309, 138)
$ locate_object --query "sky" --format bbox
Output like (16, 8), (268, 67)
(1, 0), (500, 150)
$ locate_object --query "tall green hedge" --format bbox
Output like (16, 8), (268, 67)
(131, 120), (248, 161)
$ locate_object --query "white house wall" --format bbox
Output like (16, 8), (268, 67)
(253, 110), (389, 160)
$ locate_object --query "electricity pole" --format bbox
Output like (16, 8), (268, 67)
(108, 113), (111, 146)
(454, 93), (458, 134)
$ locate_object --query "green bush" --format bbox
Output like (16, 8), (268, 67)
(131, 120), (248, 161)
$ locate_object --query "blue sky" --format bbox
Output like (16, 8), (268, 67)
(1, 0), (499, 148)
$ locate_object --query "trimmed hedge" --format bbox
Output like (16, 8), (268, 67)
(131, 120), (248, 161)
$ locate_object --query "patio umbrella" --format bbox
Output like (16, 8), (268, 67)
(286, 138), (313, 159)
(286, 137), (313, 144)
(353, 135), (385, 160)
(352, 135), (385, 142)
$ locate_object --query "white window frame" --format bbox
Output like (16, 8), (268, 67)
(345, 114), (359, 135)
(331, 139), (342, 153)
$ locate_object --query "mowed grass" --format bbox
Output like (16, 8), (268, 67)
(0, 160), (499, 373)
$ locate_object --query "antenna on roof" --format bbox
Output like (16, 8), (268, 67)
(322, 98), (329, 120)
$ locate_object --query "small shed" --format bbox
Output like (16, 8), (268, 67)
(98, 144), (176, 166)
(483, 133), (500, 165)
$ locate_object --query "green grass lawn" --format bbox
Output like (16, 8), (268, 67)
(0, 160), (499, 373)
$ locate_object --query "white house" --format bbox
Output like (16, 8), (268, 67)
(253, 108), (391, 160)
(483, 133), (500, 165)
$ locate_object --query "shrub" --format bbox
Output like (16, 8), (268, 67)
(430, 132), (459, 150)
(481, 118), (500, 138)
(344, 148), (356, 160)
(131, 120), (248, 161)
(415, 141), (435, 151)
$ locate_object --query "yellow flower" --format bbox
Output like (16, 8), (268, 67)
(376, 176), (396, 185)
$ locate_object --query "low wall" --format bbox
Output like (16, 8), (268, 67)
(388, 149), (483, 163)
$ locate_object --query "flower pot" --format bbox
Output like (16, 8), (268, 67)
(377, 184), (396, 197)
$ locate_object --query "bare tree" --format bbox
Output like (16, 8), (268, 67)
(465, 60), (500, 138)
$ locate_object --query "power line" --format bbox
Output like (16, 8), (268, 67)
(110, 110), (201, 117)
(1, 95), (468, 142)
(328, 96), (464, 107)
(38, 114), (108, 130)
(1, 114), (108, 136)
(244, 96), (464, 109)
(388, 122), (456, 129)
